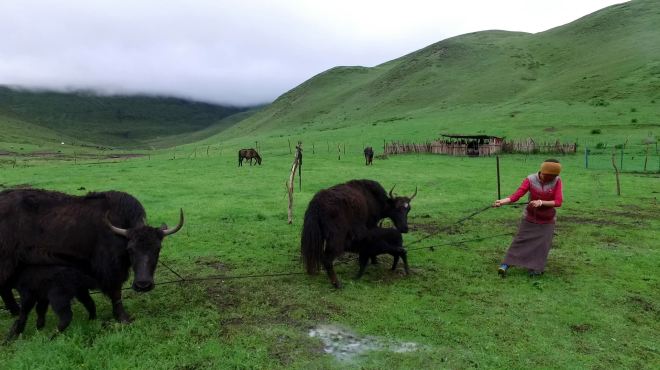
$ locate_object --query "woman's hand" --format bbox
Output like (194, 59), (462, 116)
(493, 198), (511, 207)
(529, 200), (544, 208)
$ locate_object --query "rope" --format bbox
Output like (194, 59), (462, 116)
(80, 203), (526, 297)
(159, 260), (186, 281)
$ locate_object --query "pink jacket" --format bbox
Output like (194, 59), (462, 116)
(509, 173), (563, 224)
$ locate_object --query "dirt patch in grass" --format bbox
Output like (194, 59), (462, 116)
(0, 183), (33, 189)
(627, 295), (656, 313)
(570, 323), (592, 333)
(559, 215), (620, 226)
(195, 256), (232, 273)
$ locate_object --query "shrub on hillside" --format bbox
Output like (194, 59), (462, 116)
(589, 98), (609, 107)
(591, 129), (602, 134)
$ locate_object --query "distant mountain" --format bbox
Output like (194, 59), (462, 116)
(0, 87), (250, 148)
(220, 0), (659, 142)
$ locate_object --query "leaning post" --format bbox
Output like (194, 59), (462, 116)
(286, 142), (303, 224)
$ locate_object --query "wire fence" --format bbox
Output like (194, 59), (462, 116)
(582, 144), (659, 173)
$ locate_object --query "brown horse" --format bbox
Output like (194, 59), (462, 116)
(238, 148), (262, 166)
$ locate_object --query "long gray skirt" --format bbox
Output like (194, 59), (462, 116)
(503, 219), (555, 272)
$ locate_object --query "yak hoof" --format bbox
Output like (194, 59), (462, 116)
(49, 331), (62, 341)
(332, 281), (343, 289)
(115, 313), (133, 324)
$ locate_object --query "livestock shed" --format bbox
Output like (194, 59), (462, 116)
(384, 134), (503, 157)
(383, 135), (577, 157)
(435, 134), (503, 156)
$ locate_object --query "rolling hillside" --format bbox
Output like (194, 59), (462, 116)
(0, 87), (250, 149)
(1, 0), (658, 152)
(216, 0), (659, 145)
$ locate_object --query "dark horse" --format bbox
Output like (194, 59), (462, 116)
(301, 179), (416, 288)
(364, 147), (374, 165)
(238, 148), (262, 166)
(0, 189), (184, 322)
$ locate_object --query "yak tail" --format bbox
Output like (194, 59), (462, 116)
(301, 202), (323, 275)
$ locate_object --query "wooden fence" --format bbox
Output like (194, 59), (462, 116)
(384, 139), (577, 156)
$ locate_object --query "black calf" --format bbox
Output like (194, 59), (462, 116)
(350, 227), (409, 279)
(6, 265), (97, 341)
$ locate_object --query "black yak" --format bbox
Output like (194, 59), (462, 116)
(348, 227), (409, 279)
(0, 189), (184, 323)
(301, 179), (416, 288)
(238, 148), (262, 166)
(364, 147), (374, 165)
(6, 265), (97, 341)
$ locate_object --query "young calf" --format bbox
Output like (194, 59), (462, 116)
(6, 265), (97, 341)
(350, 227), (409, 279)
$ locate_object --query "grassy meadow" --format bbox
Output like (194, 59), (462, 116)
(0, 144), (657, 369)
(0, 1), (658, 368)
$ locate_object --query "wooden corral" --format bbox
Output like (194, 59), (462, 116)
(383, 134), (577, 157)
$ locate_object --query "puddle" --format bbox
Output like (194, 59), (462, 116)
(309, 324), (422, 361)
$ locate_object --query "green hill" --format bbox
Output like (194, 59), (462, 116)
(2, 0), (658, 153)
(0, 87), (250, 149)
(216, 0), (659, 146)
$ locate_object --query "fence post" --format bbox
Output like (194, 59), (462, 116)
(620, 145), (624, 172)
(496, 155), (501, 200)
(585, 146), (589, 169)
(611, 150), (621, 196)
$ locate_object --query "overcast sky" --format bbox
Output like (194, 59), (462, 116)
(0, 0), (627, 106)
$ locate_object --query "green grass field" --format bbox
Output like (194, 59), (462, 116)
(0, 0), (658, 368)
(0, 147), (657, 369)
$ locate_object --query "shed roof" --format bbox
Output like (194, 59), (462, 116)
(440, 134), (503, 140)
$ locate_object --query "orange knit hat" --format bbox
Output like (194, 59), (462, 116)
(540, 161), (561, 175)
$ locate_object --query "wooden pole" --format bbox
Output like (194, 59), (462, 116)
(286, 143), (303, 224)
(297, 142), (302, 191)
(643, 144), (648, 172)
(496, 155), (501, 200)
(585, 147), (589, 169)
(611, 150), (621, 196)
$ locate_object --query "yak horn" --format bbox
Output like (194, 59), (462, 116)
(389, 185), (396, 198)
(105, 213), (129, 237)
(410, 186), (418, 201)
(163, 209), (185, 236)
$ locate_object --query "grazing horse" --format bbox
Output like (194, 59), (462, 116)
(348, 227), (409, 279)
(301, 179), (416, 288)
(364, 147), (374, 165)
(238, 148), (262, 166)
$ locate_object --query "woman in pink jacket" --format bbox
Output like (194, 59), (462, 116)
(493, 159), (563, 276)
